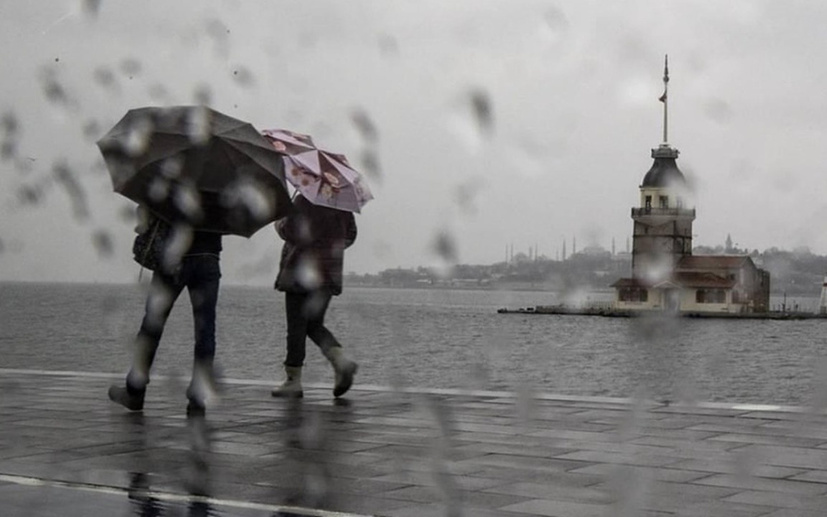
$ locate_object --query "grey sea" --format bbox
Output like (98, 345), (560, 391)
(2, 282), (826, 406)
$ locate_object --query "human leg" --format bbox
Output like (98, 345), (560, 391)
(272, 291), (309, 398)
(110, 271), (183, 410)
(304, 290), (358, 398)
(127, 271), (184, 389)
(185, 255), (221, 411)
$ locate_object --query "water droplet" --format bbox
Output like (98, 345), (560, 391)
(469, 89), (494, 136)
(159, 156), (184, 180)
(93, 66), (118, 91)
(192, 85), (212, 107)
(186, 106), (212, 145)
(82, 0), (101, 17)
(222, 178), (275, 223)
(205, 18), (231, 57)
(148, 177), (170, 203)
(120, 58), (142, 77)
(350, 108), (378, 143)
(296, 256), (323, 290)
(119, 205), (136, 222)
(1, 111), (19, 135)
(122, 114), (155, 157)
(82, 119), (101, 141)
(231, 67), (254, 87)
(377, 34), (399, 56)
(358, 149), (382, 182)
(543, 6), (569, 33)
(148, 83), (169, 102)
(1, 141), (16, 161)
(454, 178), (484, 216)
(173, 184), (204, 222)
(39, 68), (71, 106)
(91, 229), (114, 258)
(52, 161), (89, 219)
(704, 98), (733, 124)
(432, 231), (459, 265)
(447, 87), (495, 151)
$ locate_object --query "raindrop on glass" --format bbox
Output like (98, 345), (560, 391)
(350, 108), (378, 143)
(93, 66), (118, 92)
(432, 231), (459, 265)
(52, 161), (89, 220)
(120, 58), (142, 77)
(192, 85), (212, 107)
(82, 0), (102, 17)
(231, 67), (254, 87)
(91, 229), (114, 258)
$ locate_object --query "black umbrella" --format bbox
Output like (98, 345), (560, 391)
(97, 106), (292, 237)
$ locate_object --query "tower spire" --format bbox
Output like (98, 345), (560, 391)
(659, 54), (669, 145)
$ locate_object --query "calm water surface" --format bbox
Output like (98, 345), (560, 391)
(2, 282), (826, 406)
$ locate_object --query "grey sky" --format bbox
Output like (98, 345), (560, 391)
(2, 0), (827, 284)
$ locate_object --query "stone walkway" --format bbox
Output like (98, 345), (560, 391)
(2, 369), (827, 516)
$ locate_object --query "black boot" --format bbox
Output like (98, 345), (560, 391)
(108, 383), (145, 411)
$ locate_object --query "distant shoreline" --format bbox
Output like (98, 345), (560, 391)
(0, 280), (821, 300)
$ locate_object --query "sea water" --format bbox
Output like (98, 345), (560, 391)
(1, 282), (826, 406)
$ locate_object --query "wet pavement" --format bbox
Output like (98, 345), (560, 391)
(2, 369), (827, 516)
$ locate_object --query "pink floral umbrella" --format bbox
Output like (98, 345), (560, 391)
(261, 128), (373, 213)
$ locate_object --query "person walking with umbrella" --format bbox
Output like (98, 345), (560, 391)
(271, 193), (359, 398)
(99, 107), (292, 414)
(107, 212), (224, 414)
(263, 129), (372, 398)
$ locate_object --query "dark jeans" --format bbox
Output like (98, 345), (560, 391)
(284, 290), (341, 367)
(127, 255), (221, 390)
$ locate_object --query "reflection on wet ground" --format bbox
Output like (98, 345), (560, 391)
(4, 369), (827, 516)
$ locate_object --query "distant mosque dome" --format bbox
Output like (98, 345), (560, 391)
(641, 144), (686, 188)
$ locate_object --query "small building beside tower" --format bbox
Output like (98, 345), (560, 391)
(611, 57), (771, 314)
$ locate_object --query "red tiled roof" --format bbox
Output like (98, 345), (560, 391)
(672, 271), (735, 288)
(611, 277), (647, 288)
(612, 272), (735, 289)
(677, 255), (753, 271)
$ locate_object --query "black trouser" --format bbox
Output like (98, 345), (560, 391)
(127, 255), (221, 389)
(283, 290), (340, 367)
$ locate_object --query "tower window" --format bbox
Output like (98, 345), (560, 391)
(659, 196), (668, 208)
(645, 196), (652, 210)
(676, 196), (683, 208)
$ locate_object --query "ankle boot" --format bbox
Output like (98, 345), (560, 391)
(186, 359), (218, 415)
(108, 383), (145, 411)
(324, 347), (358, 398)
(271, 366), (303, 398)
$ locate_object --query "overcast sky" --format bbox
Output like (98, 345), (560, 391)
(2, 0), (827, 285)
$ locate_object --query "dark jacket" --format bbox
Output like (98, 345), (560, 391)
(275, 195), (357, 296)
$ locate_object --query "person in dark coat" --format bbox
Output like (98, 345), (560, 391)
(271, 194), (358, 398)
(108, 206), (223, 415)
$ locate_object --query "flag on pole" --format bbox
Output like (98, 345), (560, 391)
(659, 55), (669, 103)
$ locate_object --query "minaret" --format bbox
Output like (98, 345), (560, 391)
(630, 55), (695, 281)
(819, 276), (827, 314)
(660, 55), (669, 145)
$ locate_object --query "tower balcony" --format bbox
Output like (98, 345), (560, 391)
(632, 207), (696, 222)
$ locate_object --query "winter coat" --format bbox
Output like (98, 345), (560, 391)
(274, 195), (357, 296)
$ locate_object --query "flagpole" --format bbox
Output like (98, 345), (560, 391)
(662, 54), (669, 145)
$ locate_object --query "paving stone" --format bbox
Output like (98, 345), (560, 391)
(691, 473), (827, 495)
(499, 498), (608, 517)
(5, 370), (827, 516)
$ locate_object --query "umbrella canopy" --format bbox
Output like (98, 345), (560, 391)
(98, 106), (293, 237)
(262, 128), (373, 213)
